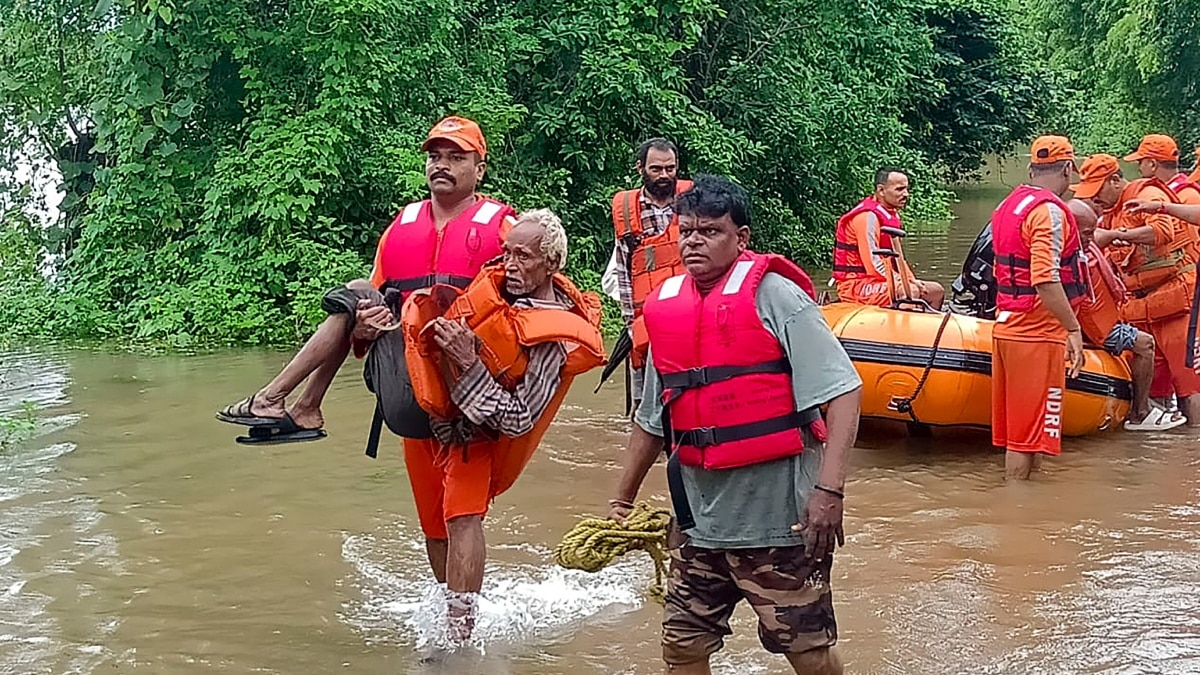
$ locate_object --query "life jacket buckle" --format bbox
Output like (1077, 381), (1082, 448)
(686, 367), (710, 386)
(689, 426), (717, 448)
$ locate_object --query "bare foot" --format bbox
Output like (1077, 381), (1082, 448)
(217, 390), (286, 423)
(445, 591), (477, 645)
(287, 405), (324, 431)
(249, 389), (287, 418)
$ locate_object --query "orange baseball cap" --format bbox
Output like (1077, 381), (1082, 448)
(1030, 135), (1077, 166)
(1071, 154), (1120, 199)
(420, 116), (487, 158)
(1124, 134), (1179, 163)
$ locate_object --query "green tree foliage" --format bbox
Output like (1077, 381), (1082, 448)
(1018, 0), (1200, 153)
(903, 0), (1046, 181)
(1, 0), (1048, 346)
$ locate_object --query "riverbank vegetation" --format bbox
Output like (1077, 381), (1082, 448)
(1, 0), (1196, 346)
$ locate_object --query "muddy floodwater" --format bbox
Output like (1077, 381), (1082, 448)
(2, 173), (1199, 674)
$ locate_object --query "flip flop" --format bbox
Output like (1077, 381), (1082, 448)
(1124, 406), (1187, 432)
(216, 394), (286, 427)
(235, 413), (328, 445)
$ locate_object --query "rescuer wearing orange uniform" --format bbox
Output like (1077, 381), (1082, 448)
(1067, 199), (1175, 430)
(1125, 136), (1200, 405)
(216, 116), (514, 442)
(991, 137), (1089, 481)
(1073, 153), (1200, 426)
(832, 168), (944, 309)
(1127, 134), (1200, 206)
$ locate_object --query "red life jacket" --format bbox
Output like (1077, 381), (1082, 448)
(1167, 173), (1200, 203)
(831, 197), (902, 281)
(642, 251), (828, 471)
(374, 197), (513, 298)
(991, 185), (1087, 312)
(611, 180), (694, 369)
(1087, 241), (1126, 300)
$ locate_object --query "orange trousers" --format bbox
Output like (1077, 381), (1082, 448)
(402, 436), (537, 539)
(1136, 313), (1200, 400)
(991, 338), (1066, 455)
(835, 278), (891, 306)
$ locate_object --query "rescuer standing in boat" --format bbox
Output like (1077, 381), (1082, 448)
(991, 136), (1089, 481)
(1127, 135), (1200, 206)
(601, 138), (693, 414)
(831, 168), (945, 308)
(608, 175), (863, 674)
(1073, 152), (1200, 426)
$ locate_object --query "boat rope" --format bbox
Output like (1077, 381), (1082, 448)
(553, 502), (672, 603)
(891, 311), (954, 424)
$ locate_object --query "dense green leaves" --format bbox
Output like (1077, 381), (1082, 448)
(1019, 0), (1200, 153)
(2, 0), (1057, 345)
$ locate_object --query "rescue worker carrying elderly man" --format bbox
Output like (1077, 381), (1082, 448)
(216, 115), (607, 645)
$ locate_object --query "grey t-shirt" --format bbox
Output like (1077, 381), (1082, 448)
(634, 272), (863, 549)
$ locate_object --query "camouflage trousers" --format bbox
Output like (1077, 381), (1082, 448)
(662, 540), (838, 665)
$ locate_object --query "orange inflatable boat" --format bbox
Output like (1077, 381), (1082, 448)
(821, 303), (1132, 436)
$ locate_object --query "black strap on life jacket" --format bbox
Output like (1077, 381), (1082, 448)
(663, 405), (820, 532)
(660, 358), (790, 396)
(832, 241), (867, 274)
(672, 409), (819, 449)
(659, 402), (696, 531)
(1063, 278), (1089, 299)
(832, 263), (868, 274)
(995, 250), (1084, 297)
(666, 450), (692, 531)
(381, 273), (473, 294)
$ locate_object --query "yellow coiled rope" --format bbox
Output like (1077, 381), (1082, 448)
(553, 502), (672, 602)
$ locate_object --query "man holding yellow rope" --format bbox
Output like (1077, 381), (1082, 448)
(607, 175), (863, 675)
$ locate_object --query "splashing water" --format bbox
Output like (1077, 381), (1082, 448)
(340, 524), (650, 658)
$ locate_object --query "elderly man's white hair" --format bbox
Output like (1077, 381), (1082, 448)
(515, 208), (568, 271)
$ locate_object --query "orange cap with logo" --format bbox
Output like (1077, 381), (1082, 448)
(420, 116), (487, 159)
(1124, 134), (1179, 163)
(1071, 154), (1120, 199)
(1030, 135), (1077, 167)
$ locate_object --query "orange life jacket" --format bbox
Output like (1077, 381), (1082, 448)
(402, 263), (606, 433)
(1079, 242), (1125, 347)
(1107, 179), (1197, 323)
(613, 180), (694, 369)
(374, 197), (513, 297)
